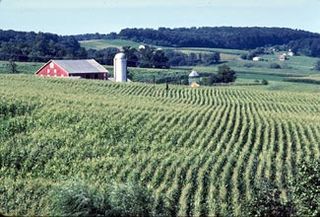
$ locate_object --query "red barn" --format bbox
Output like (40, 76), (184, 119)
(35, 59), (108, 80)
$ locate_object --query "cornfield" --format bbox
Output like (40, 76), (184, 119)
(0, 75), (319, 216)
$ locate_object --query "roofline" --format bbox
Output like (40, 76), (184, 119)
(53, 59), (109, 73)
(35, 60), (52, 75)
(35, 59), (109, 75)
(51, 60), (70, 75)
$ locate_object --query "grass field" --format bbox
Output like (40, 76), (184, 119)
(1, 74), (320, 216)
(79, 39), (246, 61)
(0, 61), (43, 74)
(80, 39), (142, 50)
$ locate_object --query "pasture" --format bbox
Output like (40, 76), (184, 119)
(79, 39), (142, 50)
(1, 75), (320, 216)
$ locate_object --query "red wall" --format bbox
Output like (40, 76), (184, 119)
(36, 62), (69, 77)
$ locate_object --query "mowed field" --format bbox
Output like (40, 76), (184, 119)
(80, 39), (142, 50)
(1, 75), (320, 216)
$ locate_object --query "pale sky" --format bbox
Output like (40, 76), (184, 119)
(0, 0), (319, 35)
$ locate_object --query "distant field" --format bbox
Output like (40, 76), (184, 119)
(170, 47), (248, 55)
(0, 61), (43, 74)
(79, 39), (246, 61)
(1, 48), (318, 90)
(1, 75), (320, 216)
(79, 39), (142, 50)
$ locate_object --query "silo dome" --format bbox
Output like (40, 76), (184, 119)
(189, 70), (200, 77)
(114, 52), (126, 60)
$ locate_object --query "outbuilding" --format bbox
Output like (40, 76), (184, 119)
(35, 59), (108, 80)
(189, 70), (200, 85)
(253, 57), (262, 61)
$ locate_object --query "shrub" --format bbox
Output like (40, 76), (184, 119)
(291, 159), (320, 217)
(269, 63), (281, 69)
(5, 60), (18, 74)
(261, 79), (269, 85)
(242, 180), (294, 217)
(49, 182), (171, 217)
(315, 60), (320, 71)
(244, 63), (254, 68)
(49, 182), (110, 217)
(108, 182), (155, 217)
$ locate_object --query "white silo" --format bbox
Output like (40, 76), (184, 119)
(114, 53), (127, 82)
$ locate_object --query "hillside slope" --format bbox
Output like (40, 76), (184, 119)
(1, 75), (320, 216)
(115, 27), (320, 49)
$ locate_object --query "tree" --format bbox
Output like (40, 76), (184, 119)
(123, 46), (139, 67)
(87, 47), (120, 65)
(315, 60), (320, 71)
(138, 46), (154, 68)
(152, 49), (169, 68)
(202, 52), (220, 65)
(217, 65), (237, 83)
(5, 60), (18, 74)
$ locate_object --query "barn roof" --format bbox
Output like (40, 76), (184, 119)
(52, 59), (108, 74)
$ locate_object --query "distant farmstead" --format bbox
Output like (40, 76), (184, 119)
(35, 59), (108, 80)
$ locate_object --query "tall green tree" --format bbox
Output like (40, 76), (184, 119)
(152, 49), (169, 68)
(122, 46), (139, 67)
(217, 65), (237, 83)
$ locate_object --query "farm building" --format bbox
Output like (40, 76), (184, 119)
(35, 59), (108, 80)
(252, 56), (262, 61)
(189, 70), (200, 85)
(288, 49), (295, 57)
(279, 53), (288, 61)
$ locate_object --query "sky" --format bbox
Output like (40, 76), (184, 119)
(0, 0), (319, 35)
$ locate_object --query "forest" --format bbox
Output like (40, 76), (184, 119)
(76, 27), (320, 57)
(1, 27), (320, 66)
(0, 30), (87, 62)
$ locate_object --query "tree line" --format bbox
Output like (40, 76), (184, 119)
(0, 30), (220, 68)
(74, 27), (320, 57)
(112, 27), (319, 49)
(88, 45), (220, 67)
(0, 30), (87, 62)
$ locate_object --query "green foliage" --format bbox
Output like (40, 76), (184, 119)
(261, 79), (269, 85)
(1, 75), (320, 216)
(242, 180), (295, 217)
(116, 27), (319, 51)
(0, 30), (87, 62)
(50, 182), (109, 217)
(269, 63), (281, 69)
(123, 46), (139, 67)
(315, 60), (320, 71)
(49, 182), (170, 217)
(291, 160), (320, 217)
(109, 183), (155, 217)
(201, 52), (220, 65)
(5, 60), (18, 74)
(217, 64), (237, 83)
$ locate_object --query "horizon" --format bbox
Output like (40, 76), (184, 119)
(0, 0), (319, 35)
(0, 25), (319, 36)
